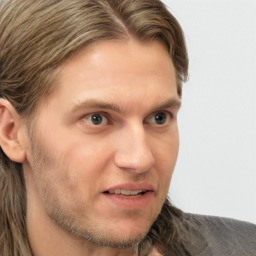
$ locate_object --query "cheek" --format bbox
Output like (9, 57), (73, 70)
(153, 131), (179, 191)
(57, 139), (112, 189)
(33, 120), (114, 190)
(154, 130), (179, 168)
(63, 139), (110, 168)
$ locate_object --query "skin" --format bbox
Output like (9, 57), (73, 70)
(1, 39), (180, 256)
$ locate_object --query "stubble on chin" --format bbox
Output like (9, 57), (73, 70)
(45, 199), (155, 249)
(27, 126), (162, 251)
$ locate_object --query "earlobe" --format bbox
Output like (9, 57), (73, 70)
(0, 99), (26, 163)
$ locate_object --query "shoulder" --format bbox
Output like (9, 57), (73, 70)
(182, 212), (256, 256)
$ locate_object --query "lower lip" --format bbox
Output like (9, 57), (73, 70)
(102, 191), (154, 209)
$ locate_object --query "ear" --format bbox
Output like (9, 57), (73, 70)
(0, 99), (26, 163)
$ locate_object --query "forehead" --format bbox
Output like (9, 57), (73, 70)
(61, 39), (175, 80)
(40, 39), (178, 114)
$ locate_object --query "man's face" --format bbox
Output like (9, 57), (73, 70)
(24, 39), (180, 248)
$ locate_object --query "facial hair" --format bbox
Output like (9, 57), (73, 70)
(27, 128), (157, 249)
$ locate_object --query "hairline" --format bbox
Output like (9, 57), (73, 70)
(26, 37), (181, 123)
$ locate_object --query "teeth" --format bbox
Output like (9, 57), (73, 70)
(108, 189), (147, 196)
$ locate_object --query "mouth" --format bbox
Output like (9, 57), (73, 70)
(104, 189), (148, 197)
(102, 183), (155, 208)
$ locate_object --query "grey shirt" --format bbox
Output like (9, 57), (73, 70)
(182, 213), (256, 256)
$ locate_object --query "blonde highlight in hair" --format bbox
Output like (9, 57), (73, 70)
(0, 1), (189, 255)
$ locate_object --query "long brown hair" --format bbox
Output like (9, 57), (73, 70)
(0, 1), (189, 255)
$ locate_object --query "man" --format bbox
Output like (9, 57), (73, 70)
(0, 1), (255, 256)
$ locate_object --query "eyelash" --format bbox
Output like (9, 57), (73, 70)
(144, 111), (174, 125)
(84, 112), (111, 126)
(82, 110), (174, 127)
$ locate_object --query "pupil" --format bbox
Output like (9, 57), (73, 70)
(155, 113), (166, 124)
(91, 114), (102, 125)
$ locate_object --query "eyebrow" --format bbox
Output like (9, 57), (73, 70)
(70, 99), (122, 113)
(155, 98), (181, 111)
(69, 97), (181, 114)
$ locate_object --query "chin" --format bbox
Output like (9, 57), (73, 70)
(97, 218), (153, 248)
(70, 224), (148, 249)
(95, 206), (161, 247)
(95, 227), (149, 249)
(51, 210), (151, 249)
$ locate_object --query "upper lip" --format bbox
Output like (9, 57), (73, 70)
(103, 183), (155, 193)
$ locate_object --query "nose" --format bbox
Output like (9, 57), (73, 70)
(114, 124), (155, 173)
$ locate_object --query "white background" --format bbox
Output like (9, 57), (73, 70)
(164, 0), (256, 223)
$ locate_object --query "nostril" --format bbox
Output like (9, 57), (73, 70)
(114, 150), (155, 173)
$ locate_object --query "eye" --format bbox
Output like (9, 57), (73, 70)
(146, 111), (172, 125)
(85, 113), (109, 126)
